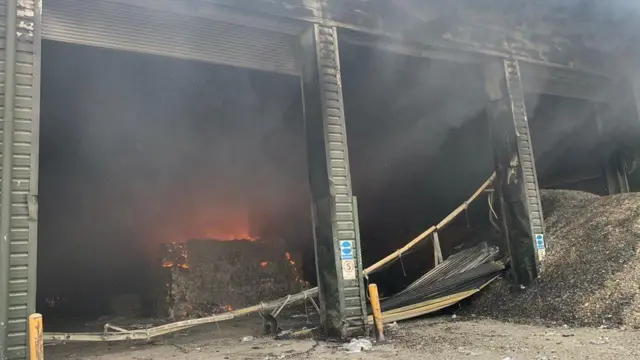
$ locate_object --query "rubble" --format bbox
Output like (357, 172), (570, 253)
(465, 189), (640, 328)
(159, 239), (307, 319)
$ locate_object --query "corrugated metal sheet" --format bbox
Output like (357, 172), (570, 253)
(380, 243), (502, 311)
(0, 0), (40, 359)
(519, 62), (609, 102)
(42, 0), (301, 75)
(315, 25), (365, 335)
(504, 59), (546, 262)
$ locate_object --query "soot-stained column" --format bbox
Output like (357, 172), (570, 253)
(484, 59), (545, 286)
(299, 25), (367, 339)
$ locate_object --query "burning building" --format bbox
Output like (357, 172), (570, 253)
(1, 0), (640, 358)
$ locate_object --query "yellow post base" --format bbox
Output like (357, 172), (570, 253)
(368, 284), (384, 342)
(29, 313), (44, 360)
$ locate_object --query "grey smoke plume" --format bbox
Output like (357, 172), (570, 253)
(341, 44), (491, 201)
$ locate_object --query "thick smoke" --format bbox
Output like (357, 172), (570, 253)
(38, 42), (308, 311)
(336, 43), (496, 281)
(38, 2), (640, 313)
(341, 44), (492, 214)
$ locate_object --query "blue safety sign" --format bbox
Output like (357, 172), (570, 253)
(535, 234), (545, 250)
(339, 240), (354, 260)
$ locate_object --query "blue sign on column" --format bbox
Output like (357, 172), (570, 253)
(535, 234), (545, 249)
(339, 240), (354, 260)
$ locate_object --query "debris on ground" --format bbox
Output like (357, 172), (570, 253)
(241, 336), (254, 342)
(465, 189), (640, 328)
(380, 242), (503, 312)
(343, 338), (373, 353)
(46, 318), (640, 360)
(387, 322), (399, 331)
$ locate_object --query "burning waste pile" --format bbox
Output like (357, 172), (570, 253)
(466, 189), (640, 328)
(158, 239), (307, 319)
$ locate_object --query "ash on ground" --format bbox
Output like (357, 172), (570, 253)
(465, 189), (640, 328)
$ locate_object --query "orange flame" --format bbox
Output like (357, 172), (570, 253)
(285, 252), (295, 265)
(260, 261), (269, 268)
(161, 260), (189, 269)
(150, 208), (258, 244)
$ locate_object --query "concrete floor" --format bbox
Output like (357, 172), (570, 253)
(46, 315), (640, 360)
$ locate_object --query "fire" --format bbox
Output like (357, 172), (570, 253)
(150, 207), (259, 244)
(285, 252), (295, 265)
(260, 261), (269, 268)
(162, 260), (189, 269)
(161, 243), (189, 269)
(225, 305), (233, 311)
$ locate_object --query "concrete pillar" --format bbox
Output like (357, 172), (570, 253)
(484, 59), (545, 286)
(299, 24), (367, 339)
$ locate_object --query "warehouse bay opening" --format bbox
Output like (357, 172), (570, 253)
(36, 41), (315, 331)
(340, 42), (499, 297)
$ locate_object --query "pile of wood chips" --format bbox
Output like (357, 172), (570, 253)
(465, 189), (640, 328)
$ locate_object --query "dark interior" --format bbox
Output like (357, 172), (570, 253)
(37, 41), (312, 328)
(340, 43), (497, 295)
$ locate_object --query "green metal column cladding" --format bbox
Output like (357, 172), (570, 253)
(299, 24), (367, 339)
(0, 0), (41, 358)
(484, 59), (545, 287)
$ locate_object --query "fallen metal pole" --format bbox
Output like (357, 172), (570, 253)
(45, 288), (319, 342)
(433, 232), (443, 266)
(363, 172), (496, 275)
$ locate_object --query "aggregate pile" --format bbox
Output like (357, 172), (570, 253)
(466, 189), (640, 328)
